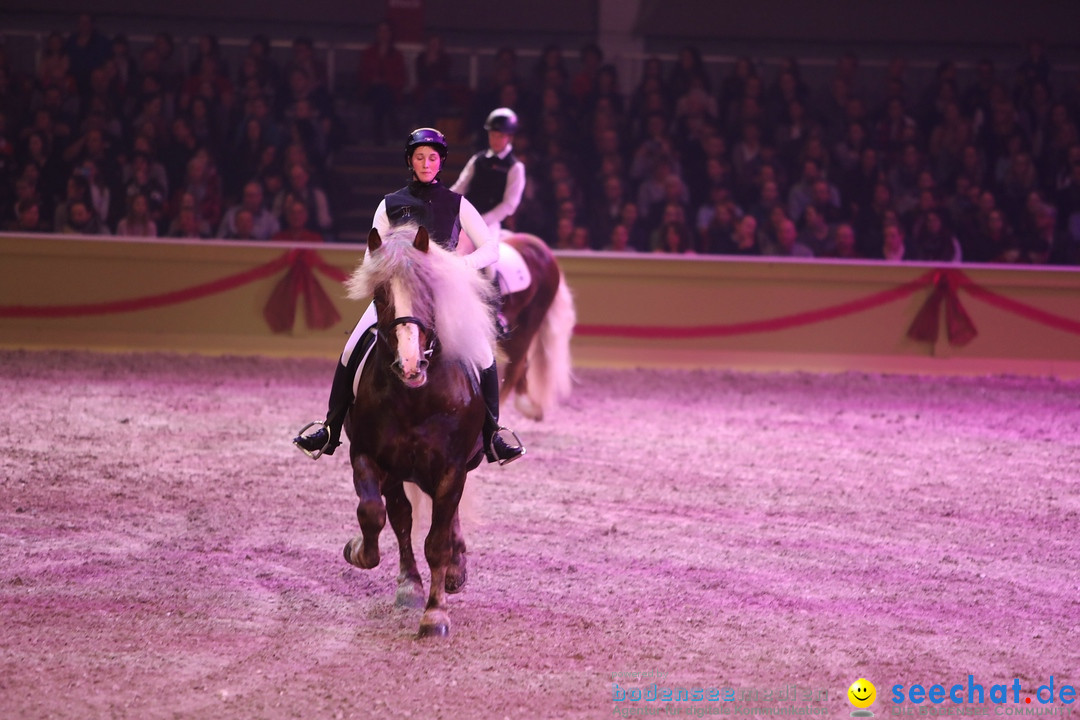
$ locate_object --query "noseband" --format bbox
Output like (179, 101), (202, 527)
(381, 315), (437, 374)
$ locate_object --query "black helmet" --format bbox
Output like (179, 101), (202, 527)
(484, 107), (519, 134)
(405, 127), (447, 167)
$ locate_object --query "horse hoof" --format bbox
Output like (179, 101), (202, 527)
(395, 582), (425, 609)
(514, 394), (543, 421)
(343, 539), (379, 569)
(418, 610), (450, 638)
(417, 622), (450, 638)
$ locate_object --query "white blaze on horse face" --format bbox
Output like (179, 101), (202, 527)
(391, 277), (423, 379)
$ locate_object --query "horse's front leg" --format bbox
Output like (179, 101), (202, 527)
(384, 481), (424, 608)
(344, 454), (384, 569)
(444, 508), (468, 594)
(418, 473), (465, 638)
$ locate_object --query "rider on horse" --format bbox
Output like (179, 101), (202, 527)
(450, 107), (526, 239)
(293, 127), (526, 465)
(450, 107), (525, 336)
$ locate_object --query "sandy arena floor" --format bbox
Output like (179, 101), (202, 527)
(1, 350), (1078, 719)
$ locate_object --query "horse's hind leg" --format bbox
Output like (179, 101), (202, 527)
(384, 482), (424, 609)
(344, 456), (384, 569)
(444, 508), (467, 594)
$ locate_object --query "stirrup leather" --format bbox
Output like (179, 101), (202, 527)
(294, 420), (331, 460)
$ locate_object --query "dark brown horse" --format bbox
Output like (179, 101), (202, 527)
(496, 233), (575, 420)
(340, 224), (496, 637)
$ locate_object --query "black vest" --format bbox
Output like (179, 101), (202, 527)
(384, 180), (463, 251)
(466, 151), (516, 215)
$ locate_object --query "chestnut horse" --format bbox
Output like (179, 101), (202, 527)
(340, 224), (495, 638)
(496, 234), (575, 420)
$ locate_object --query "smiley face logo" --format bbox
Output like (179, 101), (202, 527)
(848, 678), (877, 715)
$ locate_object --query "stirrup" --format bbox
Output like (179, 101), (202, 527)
(491, 426), (526, 466)
(293, 420), (331, 460)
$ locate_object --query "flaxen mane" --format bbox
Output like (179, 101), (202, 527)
(346, 224), (497, 375)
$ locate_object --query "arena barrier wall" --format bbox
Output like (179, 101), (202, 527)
(3, 233), (1080, 378)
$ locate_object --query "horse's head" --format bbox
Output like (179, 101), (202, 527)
(348, 222), (498, 389)
(368, 226), (437, 389)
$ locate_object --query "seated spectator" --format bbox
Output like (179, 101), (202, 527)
(746, 177), (781, 227)
(786, 159), (825, 222)
(18, 130), (65, 205)
(219, 181), (279, 240)
(568, 225), (592, 250)
(61, 198), (110, 235)
(115, 192), (157, 237)
(122, 152), (167, 234)
(53, 172), (91, 232)
(272, 161), (332, 238)
(909, 209), (961, 262)
(840, 146), (882, 218)
(653, 220), (694, 254)
(228, 209), (259, 240)
(798, 205), (834, 256)
(765, 217), (814, 257)
(619, 201), (650, 252)
(699, 200), (738, 255)
(240, 34), (282, 104)
(272, 196), (324, 242)
(969, 208), (1018, 262)
(637, 158), (686, 230)
(824, 223), (862, 259)
(588, 173), (627, 250)
(882, 221), (907, 261)
(714, 214), (760, 255)
(171, 150), (223, 231)
(7, 198), (49, 233)
(553, 215), (575, 249)
(603, 223), (637, 252)
(167, 206), (211, 239)
(647, 202), (689, 251)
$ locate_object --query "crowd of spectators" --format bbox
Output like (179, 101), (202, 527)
(472, 41), (1080, 265)
(0, 14), (343, 241)
(1, 16), (1079, 266)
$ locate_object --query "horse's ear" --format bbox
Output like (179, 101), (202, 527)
(414, 226), (430, 253)
(367, 228), (382, 253)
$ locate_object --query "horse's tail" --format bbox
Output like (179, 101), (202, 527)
(519, 271), (576, 418)
(404, 480), (483, 543)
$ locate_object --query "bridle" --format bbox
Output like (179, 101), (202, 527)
(380, 315), (437, 377)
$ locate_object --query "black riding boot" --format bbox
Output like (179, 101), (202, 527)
(479, 361), (525, 465)
(294, 331), (372, 458)
(490, 275), (509, 339)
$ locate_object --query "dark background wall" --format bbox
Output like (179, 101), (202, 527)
(3, 0), (1074, 55)
(636, 0), (1074, 47)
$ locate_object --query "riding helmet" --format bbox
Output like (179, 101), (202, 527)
(405, 127), (448, 166)
(484, 107), (519, 134)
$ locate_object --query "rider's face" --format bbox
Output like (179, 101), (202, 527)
(487, 130), (510, 154)
(411, 147), (442, 183)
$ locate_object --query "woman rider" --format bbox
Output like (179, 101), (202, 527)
(292, 127), (525, 465)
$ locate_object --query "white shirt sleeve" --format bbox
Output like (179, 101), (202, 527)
(450, 154), (478, 195)
(482, 159), (526, 226)
(458, 197), (499, 270)
(371, 199), (390, 236)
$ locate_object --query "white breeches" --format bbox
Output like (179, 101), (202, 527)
(341, 301), (378, 366)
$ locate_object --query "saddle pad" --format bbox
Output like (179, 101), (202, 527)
(496, 242), (532, 295)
